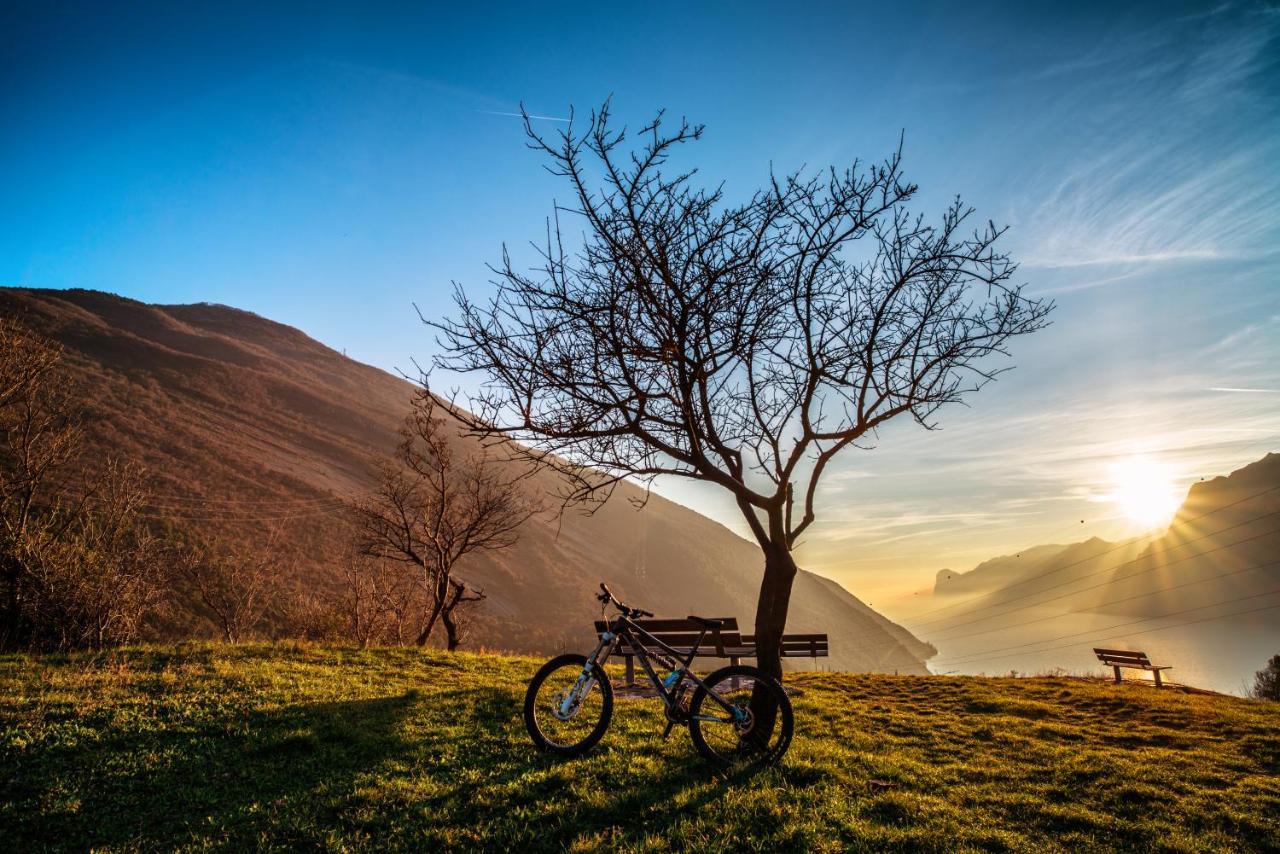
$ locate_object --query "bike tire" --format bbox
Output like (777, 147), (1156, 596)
(688, 664), (793, 766)
(523, 653), (614, 757)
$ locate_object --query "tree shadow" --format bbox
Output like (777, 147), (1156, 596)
(7, 681), (817, 850)
(5, 691), (422, 850)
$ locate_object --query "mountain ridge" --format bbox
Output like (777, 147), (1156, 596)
(0, 286), (935, 672)
(907, 452), (1280, 630)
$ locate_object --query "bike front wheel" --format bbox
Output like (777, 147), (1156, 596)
(523, 653), (613, 756)
(688, 665), (793, 766)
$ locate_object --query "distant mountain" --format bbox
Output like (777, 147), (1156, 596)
(933, 543), (1074, 596)
(911, 452), (1280, 629)
(1080, 453), (1280, 618)
(0, 287), (934, 673)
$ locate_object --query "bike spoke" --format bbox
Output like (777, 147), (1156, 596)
(691, 670), (792, 766)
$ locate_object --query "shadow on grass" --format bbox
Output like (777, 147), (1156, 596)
(4, 680), (803, 851)
(3, 691), (424, 850)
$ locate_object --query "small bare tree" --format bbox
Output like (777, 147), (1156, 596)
(40, 462), (170, 650)
(0, 318), (79, 646)
(336, 551), (432, 647)
(0, 318), (169, 650)
(177, 527), (283, 643)
(431, 103), (1053, 680)
(352, 388), (536, 650)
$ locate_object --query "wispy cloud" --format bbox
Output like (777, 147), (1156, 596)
(1016, 6), (1280, 272)
(1207, 387), (1280, 394)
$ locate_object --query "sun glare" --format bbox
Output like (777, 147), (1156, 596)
(1108, 457), (1181, 529)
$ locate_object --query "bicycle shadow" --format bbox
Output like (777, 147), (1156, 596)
(432, 695), (807, 849)
(8, 677), (815, 850)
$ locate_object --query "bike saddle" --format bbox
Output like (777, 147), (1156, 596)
(686, 615), (725, 630)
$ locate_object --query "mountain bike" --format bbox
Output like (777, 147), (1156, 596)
(523, 583), (793, 766)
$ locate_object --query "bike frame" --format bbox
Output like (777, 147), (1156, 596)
(570, 612), (746, 723)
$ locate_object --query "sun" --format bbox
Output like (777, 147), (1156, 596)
(1108, 457), (1181, 529)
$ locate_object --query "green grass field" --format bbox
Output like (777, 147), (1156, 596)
(1, 645), (1277, 852)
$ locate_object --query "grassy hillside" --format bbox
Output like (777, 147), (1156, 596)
(2, 647), (1276, 851)
(0, 286), (933, 673)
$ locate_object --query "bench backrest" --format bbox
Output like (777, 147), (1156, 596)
(742, 633), (829, 657)
(594, 617), (742, 656)
(1094, 648), (1153, 667)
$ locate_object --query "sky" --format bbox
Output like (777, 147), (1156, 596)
(3, 1), (1279, 606)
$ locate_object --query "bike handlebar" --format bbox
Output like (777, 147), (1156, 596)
(598, 583), (653, 618)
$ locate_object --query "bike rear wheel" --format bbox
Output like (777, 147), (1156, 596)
(523, 653), (613, 756)
(688, 665), (793, 766)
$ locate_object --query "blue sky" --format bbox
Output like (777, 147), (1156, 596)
(3, 1), (1278, 603)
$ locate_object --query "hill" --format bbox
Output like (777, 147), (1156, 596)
(0, 286), (933, 672)
(930, 538), (1149, 600)
(1, 644), (1276, 851)
(899, 453), (1280, 692)
(1081, 453), (1280, 618)
(914, 453), (1280, 623)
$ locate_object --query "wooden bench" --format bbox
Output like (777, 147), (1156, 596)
(595, 617), (829, 685)
(742, 633), (830, 663)
(1094, 648), (1172, 687)
(595, 617), (741, 686)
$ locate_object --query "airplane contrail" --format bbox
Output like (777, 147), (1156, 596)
(477, 109), (570, 123)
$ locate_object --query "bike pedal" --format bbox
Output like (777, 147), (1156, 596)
(661, 721), (676, 740)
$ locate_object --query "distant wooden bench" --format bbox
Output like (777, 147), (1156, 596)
(595, 617), (829, 685)
(1094, 648), (1172, 687)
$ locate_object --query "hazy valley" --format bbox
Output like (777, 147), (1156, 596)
(897, 454), (1280, 693)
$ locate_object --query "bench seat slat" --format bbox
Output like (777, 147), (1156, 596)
(594, 618), (739, 634)
(616, 632), (744, 647)
(1094, 647), (1172, 687)
(599, 618), (831, 687)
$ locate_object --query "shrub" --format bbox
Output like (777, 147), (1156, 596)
(1252, 653), (1280, 701)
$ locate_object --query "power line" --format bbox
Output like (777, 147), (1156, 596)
(901, 483), (1280, 625)
(907, 504), (1280, 633)
(60, 488), (377, 522)
(931, 588), (1280, 667)
(922, 520), (1280, 640)
(126, 503), (355, 523)
(134, 493), (367, 506)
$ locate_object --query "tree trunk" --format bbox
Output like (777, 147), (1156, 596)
(415, 604), (441, 647)
(752, 535), (799, 681)
(748, 527), (799, 743)
(441, 607), (461, 651)
(416, 567), (451, 647)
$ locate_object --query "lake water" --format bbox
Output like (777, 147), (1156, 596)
(917, 609), (1280, 696)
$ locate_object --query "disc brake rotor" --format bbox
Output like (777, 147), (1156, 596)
(550, 688), (580, 721)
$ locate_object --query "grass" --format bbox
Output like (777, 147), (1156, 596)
(1, 645), (1277, 852)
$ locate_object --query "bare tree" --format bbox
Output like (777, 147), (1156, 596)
(352, 388), (537, 650)
(39, 462), (171, 649)
(177, 527), (283, 643)
(335, 551), (432, 648)
(431, 103), (1053, 679)
(0, 318), (169, 650)
(0, 318), (79, 646)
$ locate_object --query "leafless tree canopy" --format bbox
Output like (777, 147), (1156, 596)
(0, 318), (169, 650)
(328, 550), (433, 648)
(431, 102), (1053, 676)
(351, 388), (537, 650)
(176, 525), (286, 643)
